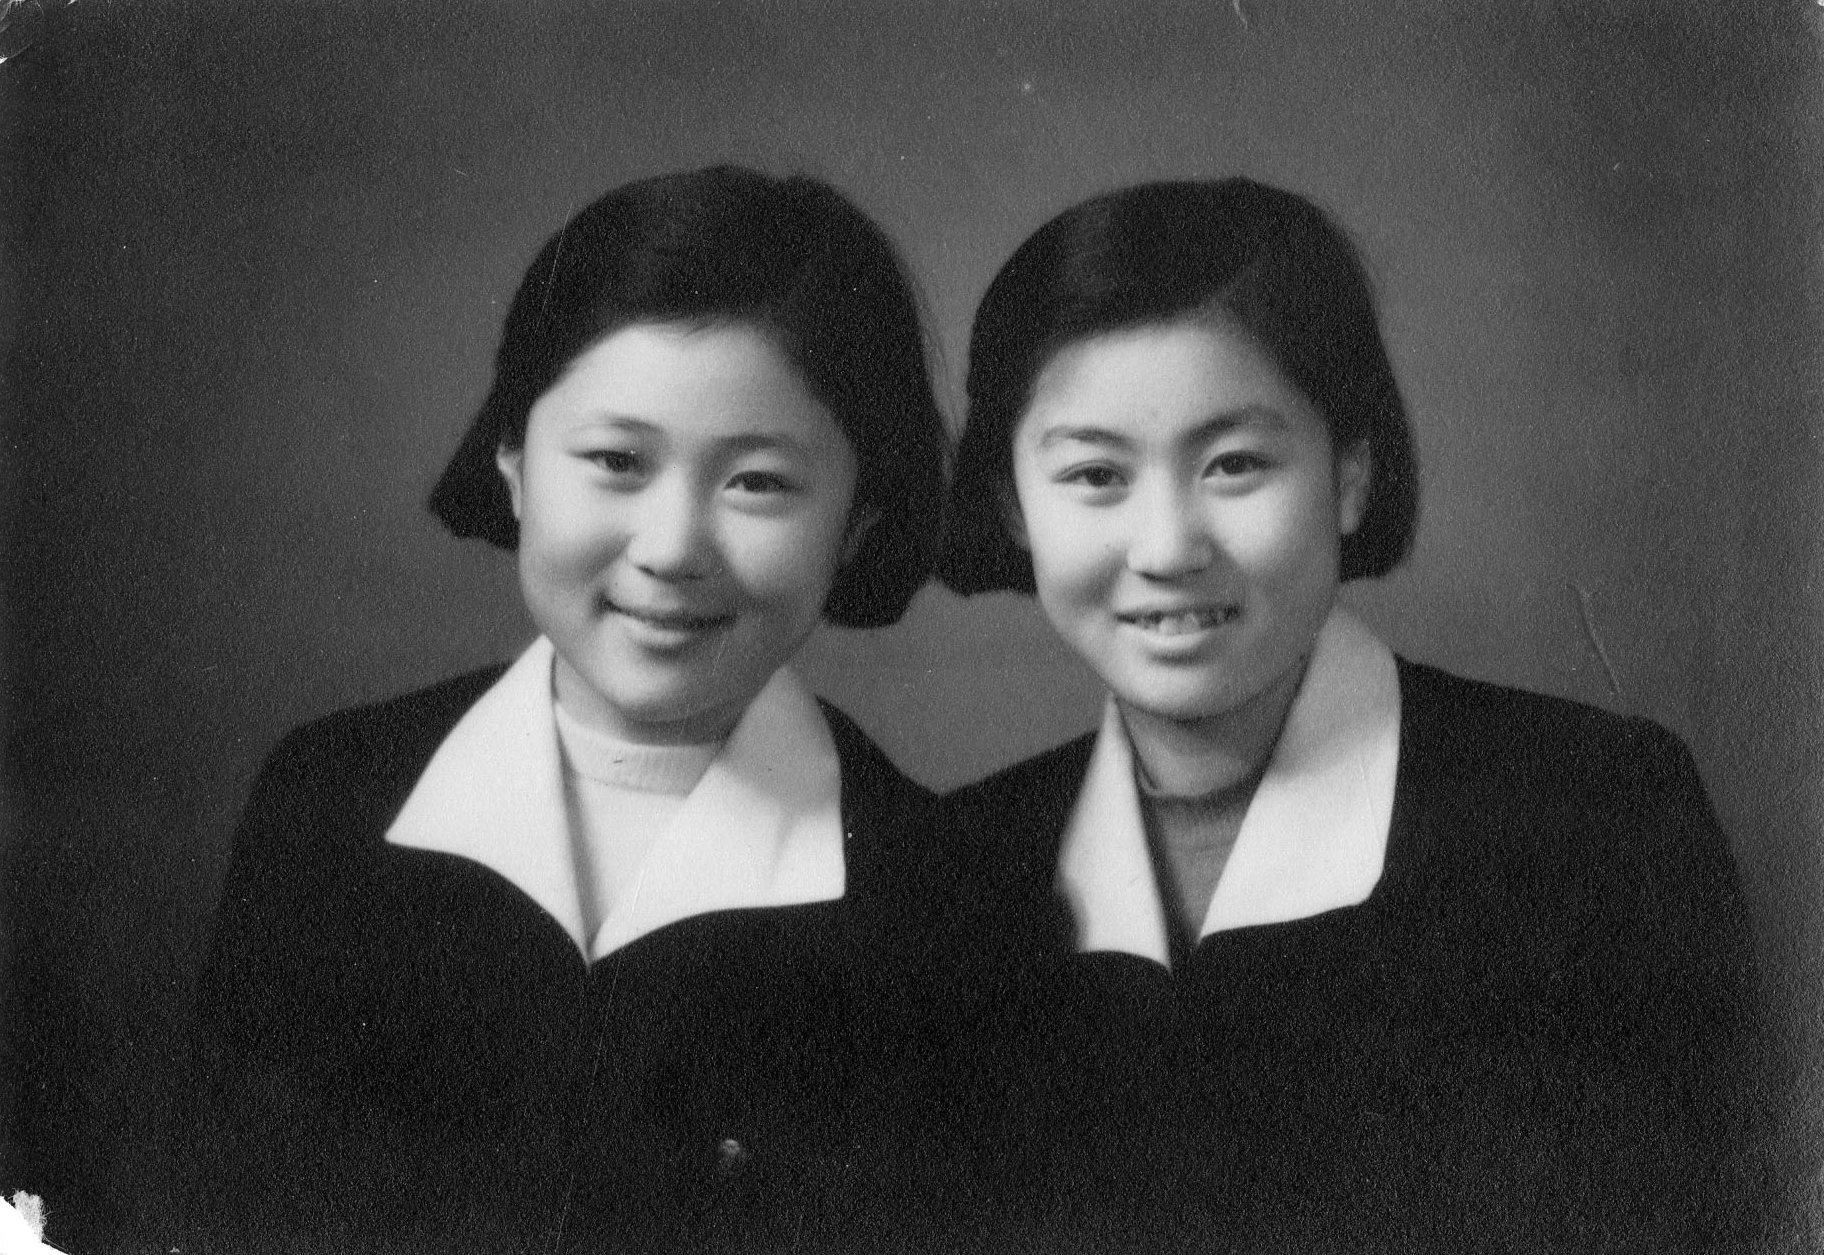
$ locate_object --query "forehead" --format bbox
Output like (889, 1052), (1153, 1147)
(532, 321), (840, 446)
(1020, 318), (1319, 443)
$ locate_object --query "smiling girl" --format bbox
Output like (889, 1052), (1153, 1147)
(940, 179), (1772, 1253)
(176, 167), (955, 1254)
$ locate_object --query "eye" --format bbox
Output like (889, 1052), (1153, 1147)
(727, 469), (797, 495)
(584, 449), (642, 476)
(1057, 464), (1126, 491)
(1206, 451), (1272, 478)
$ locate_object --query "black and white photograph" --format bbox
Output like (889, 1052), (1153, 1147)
(4, 2), (1820, 1251)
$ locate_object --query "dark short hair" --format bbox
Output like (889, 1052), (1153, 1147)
(941, 177), (1419, 596)
(430, 165), (946, 628)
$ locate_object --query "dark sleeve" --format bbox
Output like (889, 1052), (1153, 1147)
(1585, 718), (1779, 1251)
(168, 726), (385, 1255)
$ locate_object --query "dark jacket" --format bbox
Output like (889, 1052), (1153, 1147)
(940, 660), (1775, 1255)
(171, 667), (969, 1255)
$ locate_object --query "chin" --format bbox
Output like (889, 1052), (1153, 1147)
(578, 678), (681, 723)
(1113, 684), (1239, 726)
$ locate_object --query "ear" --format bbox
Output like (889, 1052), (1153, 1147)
(840, 505), (882, 566)
(1335, 438), (1371, 537)
(495, 442), (526, 521)
(997, 481), (1030, 551)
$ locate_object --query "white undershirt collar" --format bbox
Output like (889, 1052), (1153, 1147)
(1055, 606), (1401, 967)
(553, 701), (717, 794)
(385, 638), (846, 961)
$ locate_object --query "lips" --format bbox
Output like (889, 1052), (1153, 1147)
(1118, 605), (1239, 636)
(602, 597), (734, 633)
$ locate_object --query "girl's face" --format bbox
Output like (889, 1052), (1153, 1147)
(497, 322), (859, 745)
(1008, 318), (1369, 735)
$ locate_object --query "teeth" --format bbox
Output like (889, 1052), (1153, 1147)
(1133, 607), (1234, 635)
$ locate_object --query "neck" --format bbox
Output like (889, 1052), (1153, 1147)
(1120, 657), (1308, 800)
(553, 655), (748, 747)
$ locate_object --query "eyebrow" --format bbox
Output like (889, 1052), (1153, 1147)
(570, 414), (659, 437)
(715, 432), (816, 458)
(573, 415), (815, 456)
(1033, 406), (1287, 451)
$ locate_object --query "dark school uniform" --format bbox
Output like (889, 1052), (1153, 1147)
(169, 641), (975, 1255)
(941, 610), (1773, 1255)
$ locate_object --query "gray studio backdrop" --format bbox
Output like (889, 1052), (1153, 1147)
(5, 0), (1820, 1236)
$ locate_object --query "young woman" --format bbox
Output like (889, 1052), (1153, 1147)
(175, 166), (959, 1254)
(939, 179), (1773, 1254)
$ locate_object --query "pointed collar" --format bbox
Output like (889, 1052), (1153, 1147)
(587, 659), (844, 959)
(1055, 606), (1402, 967)
(385, 638), (845, 961)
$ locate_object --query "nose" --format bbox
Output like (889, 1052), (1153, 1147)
(1126, 479), (1215, 579)
(624, 476), (711, 580)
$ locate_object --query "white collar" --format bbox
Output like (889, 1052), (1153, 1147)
(1055, 606), (1401, 966)
(386, 638), (846, 961)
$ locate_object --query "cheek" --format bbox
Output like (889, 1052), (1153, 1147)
(1021, 502), (1115, 607)
(1228, 487), (1342, 579)
(722, 514), (849, 608)
(519, 505), (624, 586)
(512, 456), (622, 570)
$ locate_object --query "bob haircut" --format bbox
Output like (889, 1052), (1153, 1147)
(430, 165), (947, 629)
(941, 177), (1419, 596)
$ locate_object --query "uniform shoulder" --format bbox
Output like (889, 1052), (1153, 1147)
(936, 733), (1097, 893)
(1392, 657), (1727, 903)
(816, 698), (934, 809)
(267, 665), (508, 773)
(1396, 658), (1692, 783)
(233, 665), (509, 857)
(943, 732), (1097, 816)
